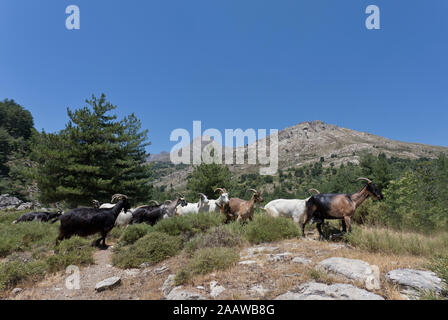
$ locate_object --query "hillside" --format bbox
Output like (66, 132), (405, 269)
(148, 120), (448, 189)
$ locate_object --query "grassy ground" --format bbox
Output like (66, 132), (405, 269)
(0, 209), (447, 299)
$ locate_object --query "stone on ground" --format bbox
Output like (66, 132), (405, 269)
(166, 286), (206, 300)
(316, 257), (375, 283)
(386, 269), (445, 297)
(95, 277), (121, 292)
(275, 282), (384, 300)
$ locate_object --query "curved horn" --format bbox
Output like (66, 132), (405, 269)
(308, 188), (320, 195)
(357, 177), (373, 184)
(248, 188), (258, 194)
(214, 188), (225, 194)
(164, 200), (172, 205)
(175, 192), (184, 198)
(111, 194), (128, 203)
(148, 200), (160, 206)
(198, 193), (207, 198)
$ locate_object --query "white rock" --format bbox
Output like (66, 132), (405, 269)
(124, 269), (140, 277)
(166, 286), (206, 300)
(210, 281), (226, 298)
(386, 269), (445, 297)
(250, 285), (269, 297)
(292, 257), (312, 265)
(154, 266), (169, 274)
(267, 252), (293, 262)
(95, 277), (121, 292)
(12, 288), (23, 295)
(316, 257), (375, 283)
(239, 260), (258, 265)
(275, 282), (384, 300)
(162, 274), (176, 297)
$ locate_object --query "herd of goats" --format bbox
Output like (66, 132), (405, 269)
(11, 177), (383, 249)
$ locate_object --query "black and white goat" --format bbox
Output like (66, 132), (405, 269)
(13, 209), (63, 224)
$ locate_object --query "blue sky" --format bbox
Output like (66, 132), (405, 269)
(0, 1), (447, 154)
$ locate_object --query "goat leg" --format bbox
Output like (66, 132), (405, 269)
(316, 222), (326, 241)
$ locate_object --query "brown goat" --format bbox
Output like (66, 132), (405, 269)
(223, 189), (264, 223)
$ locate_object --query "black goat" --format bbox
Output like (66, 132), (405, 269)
(13, 210), (63, 224)
(130, 194), (187, 226)
(56, 194), (130, 249)
(304, 178), (384, 240)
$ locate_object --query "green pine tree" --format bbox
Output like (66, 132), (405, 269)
(32, 94), (152, 206)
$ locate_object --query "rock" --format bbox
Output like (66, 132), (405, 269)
(292, 257), (312, 265)
(166, 286), (206, 300)
(17, 202), (33, 211)
(139, 262), (151, 269)
(95, 277), (121, 292)
(162, 275), (176, 297)
(12, 288), (23, 295)
(196, 286), (205, 290)
(154, 266), (169, 274)
(316, 257), (375, 283)
(250, 285), (269, 297)
(241, 246), (280, 259)
(124, 269), (140, 277)
(386, 269), (445, 297)
(210, 281), (225, 298)
(275, 282), (384, 300)
(239, 260), (258, 265)
(267, 252), (293, 263)
(0, 194), (23, 210)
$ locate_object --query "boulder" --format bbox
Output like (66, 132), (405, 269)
(166, 286), (206, 300)
(162, 274), (176, 297)
(275, 282), (384, 300)
(386, 269), (445, 297)
(316, 257), (374, 283)
(210, 281), (225, 298)
(95, 277), (121, 292)
(0, 194), (23, 210)
(17, 202), (33, 211)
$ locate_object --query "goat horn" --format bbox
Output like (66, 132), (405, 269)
(357, 177), (373, 184)
(175, 192), (184, 198)
(214, 188), (225, 194)
(164, 200), (172, 205)
(111, 194), (128, 202)
(198, 193), (206, 198)
(148, 200), (160, 206)
(308, 188), (320, 195)
(248, 189), (258, 194)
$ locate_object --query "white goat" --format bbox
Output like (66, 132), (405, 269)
(200, 188), (230, 213)
(263, 189), (320, 235)
(176, 194), (209, 216)
(100, 202), (135, 227)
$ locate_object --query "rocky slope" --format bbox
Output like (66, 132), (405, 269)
(148, 120), (448, 189)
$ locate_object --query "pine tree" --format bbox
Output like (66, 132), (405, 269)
(32, 94), (152, 206)
(186, 163), (232, 200)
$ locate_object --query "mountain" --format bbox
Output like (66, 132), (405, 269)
(148, 120), (448, 189)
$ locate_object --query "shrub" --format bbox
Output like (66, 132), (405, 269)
(118, 224), (153, 246)
(0, 221), (58, 257)
(46, 237), (95, 272)
(184, 226), (244, 256)
(153, 212), (223, 241)
(243, 214), (300, 244)
(344, 227), (448, 257)
(175, 247), (239, 284)
(0, 260), (47, 291)
(428, 255), (448, 288)
(112, 232), (182, 269)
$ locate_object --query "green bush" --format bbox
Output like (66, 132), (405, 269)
(184, 226), (244, 256)
(153, 212), (223, 241)
(243, 214), (300, 244)
(112, 232), (182, 269)
(428, 255), (448, 288)
(175, 247), (239, 284)
(0, 260), (47, 291)
(118, 224), (153, 246)
(46, 237), (95, 272)
(0, 221), (58, 257)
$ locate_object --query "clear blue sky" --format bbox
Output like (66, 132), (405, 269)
(0, 1), (447, 154)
